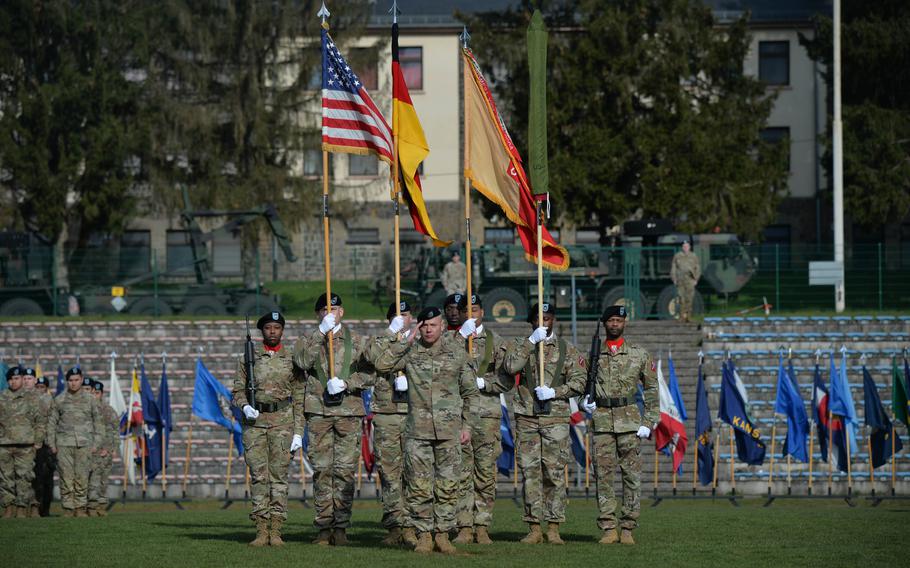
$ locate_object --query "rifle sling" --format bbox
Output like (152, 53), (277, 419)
(521, 339), (566, 388)
(314, 327), (354, 386)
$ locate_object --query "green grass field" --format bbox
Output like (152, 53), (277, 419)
(1, 498), (905, 567)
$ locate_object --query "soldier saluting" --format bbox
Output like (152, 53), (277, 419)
(232, 311), (305, 547)
(582, 305), (658, 545)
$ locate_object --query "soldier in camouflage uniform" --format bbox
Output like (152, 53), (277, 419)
(47, 368), (103, 517)
(19, 367), (48, 517)
(450, 293), (507, 545)
(372, 306), (479, 554)
(33, 376), (56, 516)
(492, 303), (587, 545)
(293, 294), (375, 546)
(443, 293), (466, 332)
(87, 381), (119, 517)
(581, 305), (659, 545)
(233, 311), (306, 547)
(670, 240), (701, 322)
(0, 366), (44, 518)
(441, 250), (467, 295)
(370, 301), (413, 546)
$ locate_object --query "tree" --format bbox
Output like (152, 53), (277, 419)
(462, 0), (788, 241)
(800, 0), (910, 230)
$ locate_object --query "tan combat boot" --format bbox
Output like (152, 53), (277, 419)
(546, 523), (565, 545)
(474, 526), (493, 545)
(2, 506), (13, 518)
(620, 529), (635, 545)
(62, 509), (76, 518)
(599, 528), (619, 544)
(249, 518), (270, 547)
(331, 527), (349, 546)
(434, 531), (457, 554)
(269, 518), (285, 547)
(96, 508), (108, 517)
(520, 523), (544, 544)
(312, 528), (332, 545)
(452, 526), (473, 544)
(414, 531), (434, 554)
(381, 527), (402, 546)
(17, 506), (30, 518)
(29, 505), (40, 518)
(401, 527), (419, 549)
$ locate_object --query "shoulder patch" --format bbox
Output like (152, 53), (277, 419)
(578, 356), (587, 369)
(650, 360), (657, 373)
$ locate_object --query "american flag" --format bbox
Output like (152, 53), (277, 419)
(321, 29), (392, 163)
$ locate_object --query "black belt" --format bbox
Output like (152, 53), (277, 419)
(254, 399), (291, 413)
(596, 396), (633, 408)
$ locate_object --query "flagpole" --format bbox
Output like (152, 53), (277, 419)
(224, 430), (234, 502)
(890, 426), (895, 496)
(867, 435), (874, 496)
(182, 417), (193, 499)
(461, 27), (474, 356)
(711, 420), (720, 494)
(391, 11), (402, 318)
(299, 451), (307, 501)
(729, 427), (735, 496)
(321, 150), (336, 376)
(122, 379), (134, 503)
(140, 434), (147, 498)
(786, 348), (793, 494)
(584, 432), (590, 494)
(244, 464), (251, 500)
(807, 421), (814, 495)
(162, 424), (168, 497)
(691, 424), (697, 494)
(827, 408), (834, 495)
(768, 418), (776, 496)
(652, 445), (659, 498)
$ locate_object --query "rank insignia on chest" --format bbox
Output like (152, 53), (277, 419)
(610, 345), (618, 354)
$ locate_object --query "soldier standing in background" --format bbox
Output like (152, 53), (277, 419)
(233, 311), (305, 547)
(294, 294), (376, 546)
(441, 250), (467, 295)
(372, 307), (479, 555)
(47, 368), (103, 517)
(582, 306), (659, 545)
(493, 303), (587, 545)
(0, 366), (43, 518)
(670, 240), (701, 322)
(33, 376), (56, 517)
(443, 293), (466, 333)
(20, 367), (48, 517)
(87, 380), (119, 517)
(451, 293), (507, 545)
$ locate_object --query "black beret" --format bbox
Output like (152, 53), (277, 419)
(92, 380), (104, 392)
(65, 366), (83, 379)
(601, 305), (627, 321)
(458, 293), (482, 309)
(527, 302), (556, 323)
(257, 311), (285, 330)
(444, 293), (464, 307)
(386, 300), (412, 320)
(23, 367), (36, 377)
(5, 365), (25, 381)
(82, 376), (93, 387)
(314, 292), (342, 311)
(36, 376), (50, 386)
(417, 306), (442, 323)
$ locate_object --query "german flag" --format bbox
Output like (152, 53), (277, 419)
(392, 22), (451, 247)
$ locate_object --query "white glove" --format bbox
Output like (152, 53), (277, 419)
(637, 425), (651, 439)
(318, 313), (337, 335)
(289, 434), (303, 453)
(475, 377), (486, 390)
(459, 318), (477, 339)
(394, 375), (408, 392)
(534, 385), (556, 401)
(388, 315), (405, 334)
(242, 405), (260, 420)
(327, 377), (346, 395)
(582, 396), (597, 414)
(528, 326), (548, 345)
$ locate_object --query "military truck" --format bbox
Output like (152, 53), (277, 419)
(407, 220), (756, 322)
(0, 232), (62, 316)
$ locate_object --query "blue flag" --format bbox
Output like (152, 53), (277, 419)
(497, 399), (515, 476)
(192, 359), (243, 456)
(695, 362), (714, 486)
(719, 361), (766, 465)
(139, 363), (163, 480)
(56, 365), (65, 396)
(827, 355), (851, 472)
(667, 354), (688, 421)
(829, 351), (858, 455)
(157, 362), (173, 468)
(0, 360), (7, 391)
(774, 356), (809, 462)
(862, 365), (903, 468)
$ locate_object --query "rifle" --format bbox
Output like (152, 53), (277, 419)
(583, 323), (602, 406)
(244, 317), (257, 413)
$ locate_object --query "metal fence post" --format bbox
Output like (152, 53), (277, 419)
(775, 244), (781, 312)
(877, 242), (883, 311)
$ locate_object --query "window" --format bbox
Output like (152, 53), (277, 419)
(303, 148), (321, 177)
(351, 48), (378, 91)
(346, 227), (380, 245)
(758, 41), (789, 86)
(349, 154), (378, 177)
(166, 230), (195, 274)
(119, 231), (150, 277)
(399, 47), (423, 90)
(761, 126), (790, 169)
(484, 227), (515, 245)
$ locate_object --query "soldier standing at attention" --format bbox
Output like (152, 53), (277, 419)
(582, 305), (658, 545)
(441, 250), (467, 295)
(452, 293), (507, 545)
(87, 381), (118, 517)
(33, 376), (56, 516)
(493, 303), (586, 545)
(20, 367), (47, 517)
(372, 306), (479, 555)
(47, 368), (103, 517)
(294, 294), (376, 546)
(0, 366), (43, 518)
(233, 311), (305, 547)
(371, 301), (414, 547)
(670, 240), (701, 322)
(443, 293), (466, 333)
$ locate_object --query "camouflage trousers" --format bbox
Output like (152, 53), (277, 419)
(0, 445), (36, 508)
(593, 431), (641, 530)
(677, 280), (696, 319)
(87, 451), (114, 509)
(307, 414), (361, 529)
(33, 445), (56, 516)
(242, 423), (293, 521)
(456, 416), (501, 528)
(57, 445), (92, 510)
(372, 413), (407, 529)
(404, 436), (461, 534)
(515, 415), (570, 524)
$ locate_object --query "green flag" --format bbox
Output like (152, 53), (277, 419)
(527, 9), (548, 196)
(893, 357), (909, 427)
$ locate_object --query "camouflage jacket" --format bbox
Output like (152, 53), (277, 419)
(293, 325), (376, 418)
(671, 251), (701, 284)
(99, 404), (120, 453)
(31, 390), (53, 445)
(495, 334), (587, 418)
(448, 327), (509, 420)
(47, 390), (103, 449)
(369, 330), (411, 415)
(590, 340), (659, 433)
(233, 344), (306, 435)
(0, 388), (44, 445)
(371, 334), (479, 441)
